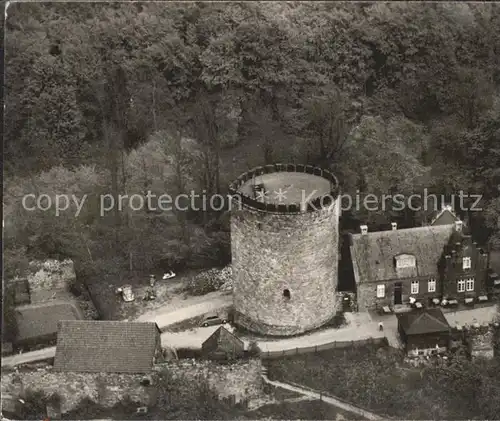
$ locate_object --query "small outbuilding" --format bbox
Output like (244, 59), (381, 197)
(397, 308), (451, 356)
(201, 326), (244, 360)
(14, 300), (83, 348)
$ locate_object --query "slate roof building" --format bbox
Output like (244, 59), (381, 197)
(53, 320), (163, 373)
(14, 300), (83, 347)
(350, 220), (489, 311)
(201, 326), (245, 360)
(397, 308), (451, 356)
(350, 223), (455, 311)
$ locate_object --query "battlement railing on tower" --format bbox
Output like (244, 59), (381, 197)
(228, 163), (339, 214)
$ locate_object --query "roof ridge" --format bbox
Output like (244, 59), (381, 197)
(411, 311), (426, 326)
(408, 310), (448, 328)
(422, 310), (449, 328)
(430, 205), (458, 224)
(351, 224), (454, 238)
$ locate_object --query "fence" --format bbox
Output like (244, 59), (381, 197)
(260, 336), (388, 360)
(280, 379), (392, 420)
(228, 163), (340, 214)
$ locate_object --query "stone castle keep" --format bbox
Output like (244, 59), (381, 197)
(229, 164), (340, 336)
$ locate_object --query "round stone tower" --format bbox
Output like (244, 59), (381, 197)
(229, 163), (340, 336)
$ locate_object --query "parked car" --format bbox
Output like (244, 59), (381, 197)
(116, 285), (135, 302)
(162, 270), (176, 280)
(200, 312), (228, 327)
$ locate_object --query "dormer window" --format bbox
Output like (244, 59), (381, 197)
(395, 254), (416, 269)
(463, 257), (471, 270)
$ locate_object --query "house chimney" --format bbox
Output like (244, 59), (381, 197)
(455, 220), (463, 232)
(391, 222), (397, 230)
(360, 225), (368, 235)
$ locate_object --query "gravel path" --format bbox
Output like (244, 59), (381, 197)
(444, 304), (498, 327)
(160, 314), (386, 352)
(2, 346), (56, 367)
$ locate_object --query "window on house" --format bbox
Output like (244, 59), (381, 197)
(466, 278), (474, 291)
(283, 289), (291, 299)
(411, 280), (419, 294)
(457, 279), (466, 293)
(376, 284), (385, 298)
(428, 279), (436, 293)
(463, 257), (471, 269)
(395, 254), (416, 269)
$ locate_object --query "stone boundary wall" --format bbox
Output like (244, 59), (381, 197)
(1, 369), (154, 414)
(460, 323), (499, 359)
(23, 259), (76, 303)
(1, 360), (263, 415)
(154, 358), (263, 403)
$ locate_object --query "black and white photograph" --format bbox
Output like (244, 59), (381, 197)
(2, 1), (500, 420)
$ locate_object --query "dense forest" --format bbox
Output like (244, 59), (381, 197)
(3, 3), (500, 419)
(4, 2), (500, 282)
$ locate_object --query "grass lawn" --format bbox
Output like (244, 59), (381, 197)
(265, 343), (500, 420)
(85, 268), (203, 320)
(246, 399), (364, 420)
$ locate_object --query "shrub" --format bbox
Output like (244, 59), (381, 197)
(62, 397), (104, 420)
(325, 311), (347, 329)
(184, 266), (232, 296)
(21, 389), (49, 419)
(247, 340), (261, 357)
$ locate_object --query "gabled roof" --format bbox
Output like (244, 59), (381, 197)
(430, 205), (460, 226)
(15, 300), (83, 343)
(397, 308), (451, 335)
(350, 224), (455, 284)
(54, 321), (160, 373)
(202, 326), (244, 351)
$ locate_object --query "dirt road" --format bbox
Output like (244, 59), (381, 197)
(2, 292), (232, 367)
(160, 316), (386, 352)
(135, 291), (232, 328)
(2, 346), (56, 368)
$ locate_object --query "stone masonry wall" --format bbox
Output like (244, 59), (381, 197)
(155, 359), (263, 403)
(1, 368), (154, 414)
(24, 259), (76, 303)
(355, 282), (378, 312)
(1, 360), (264, 414)
(231, 199), (340, 336)
(467, 326), (496, 359)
